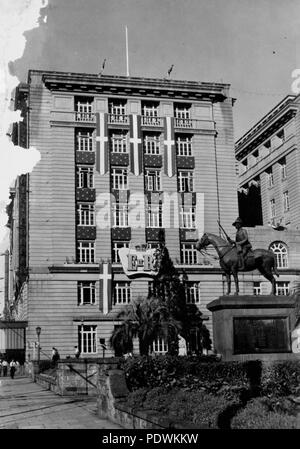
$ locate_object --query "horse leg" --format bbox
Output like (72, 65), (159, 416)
(225, 273), (231, 295)
(259, 267), (276, 295)
(233, 271), (239, 295)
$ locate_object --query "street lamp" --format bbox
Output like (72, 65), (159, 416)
(36, 326), (41, 372)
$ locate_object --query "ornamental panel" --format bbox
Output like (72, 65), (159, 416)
(77, 226), (97, 240)
(176, 156), (195, 169)
(76, 188), (96, 202)
(111, 227), (131, 241)
(110, 153), (129, 166)
(76, 151), (95, 165)
(144, 154), (163, 168)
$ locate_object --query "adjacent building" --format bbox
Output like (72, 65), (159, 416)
(7, 70), (239, 359)
(235, 94), (300, 297)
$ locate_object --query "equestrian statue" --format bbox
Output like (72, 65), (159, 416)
(196, 217), (279, 295)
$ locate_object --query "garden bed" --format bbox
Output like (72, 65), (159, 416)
(122, 356), (300, 429)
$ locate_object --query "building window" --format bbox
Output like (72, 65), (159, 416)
(111, 168), (128, 190)
(141, 102), (160, 126)
(270, 199), (276, 219)
(113, 203), (129, 227)
(174, 104), (192, 128)
(178, 170), (194, 192)
(176, 135), (192, 156)
(145, 169), (161, 191)
(77, 204), (95, 226)
(78, 325), (97, 353)
(78, 281), (96, 305)
(110, 131), (128, 153)
(253, 281), (262, 296)
(276, 281), (290, 296)
(109, 99), (127, 116)
(113, 282), (131, 304)
(174, 104), (191, 119)
(280, 159), (287, 180)
(142, 102), (159, 117)
(112, 241), (129, 263)
(151, 337), (168, 354)
(143, 133), (161, 154)
(269, 242), (288, 268)
(180, 243), (198, 264)
(180, 206), (196, 228)
(147, 203), (162, 228)
(76, 166), (94, 188)
(75, 98), (94, 122)
(77, 241), (95, 263)
(185, 282), (201, 304)
(283, 191), (289, 212)
(267, 169), (274, 188)
(76, 130), (94, 152)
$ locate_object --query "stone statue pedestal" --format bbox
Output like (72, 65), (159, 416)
(207, 295), (300, 362)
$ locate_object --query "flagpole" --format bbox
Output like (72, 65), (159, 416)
(125, 26), (130, 77)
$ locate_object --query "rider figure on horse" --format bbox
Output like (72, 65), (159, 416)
(229, 217), (252, 270)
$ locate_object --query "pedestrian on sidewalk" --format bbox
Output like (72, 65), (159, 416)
(51, 347), (60, 367)
(2, 360), (8, 377)
(9, 360), (16, 379)
(15, 360), (20, 376)
(74, 346), (81, 359)
(0, 359), (2, 377)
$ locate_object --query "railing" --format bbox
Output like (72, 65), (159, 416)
(108, 114), (129, 125)
(175, 118), (215, 130)
(174, 118), (194, 129)
(75, 112), (96, 122)
(141, 116), (163, 127)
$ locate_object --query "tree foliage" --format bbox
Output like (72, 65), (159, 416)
(110, 244), (211, 355)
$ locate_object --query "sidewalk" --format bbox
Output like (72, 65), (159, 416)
(0, 377), (123, 429)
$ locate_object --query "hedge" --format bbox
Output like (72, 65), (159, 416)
(123, 355), (300, 397)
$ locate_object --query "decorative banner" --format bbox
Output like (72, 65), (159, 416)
(119, 245), (161, 278)
(99, 262), (112, 314)
(95, 112), (109, 174)
(129, 114), (142, 175)
(163, 116), (176, 177)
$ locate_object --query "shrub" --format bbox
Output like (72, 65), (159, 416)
(125, 387), (240, 428)
(124, 355), (248, 392)
(231, 398), (298, 429)
(261, 361), (300, 396)
(124, 356), (300, 399)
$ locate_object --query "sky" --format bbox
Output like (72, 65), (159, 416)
(0, 0), (300, 311)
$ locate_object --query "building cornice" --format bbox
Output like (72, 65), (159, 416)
(27, 69), (230, 103)
(235, 95), (298, 160)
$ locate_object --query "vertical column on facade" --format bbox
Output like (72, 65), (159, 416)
(94, 97), (111, 261)
(128, 100), (145, 247)
(161, 101), (180, 261)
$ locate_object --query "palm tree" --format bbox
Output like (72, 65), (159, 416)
(110, 296), (182, 356)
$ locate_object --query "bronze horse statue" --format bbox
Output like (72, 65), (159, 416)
(196, 232), (279, 295)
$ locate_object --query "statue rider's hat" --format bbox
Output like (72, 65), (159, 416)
(232, 217), (243, 226)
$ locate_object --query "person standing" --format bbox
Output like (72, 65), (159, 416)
(0, 360), (2, 377)
(9, 360), (16, 379)
(2, 360), (8, 377)
(51, 347), (60, 367)
(74, 346), (81, 359)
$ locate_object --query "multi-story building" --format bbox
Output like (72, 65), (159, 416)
(235, 94), (300, 297)
(6, 70), (238, 359)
